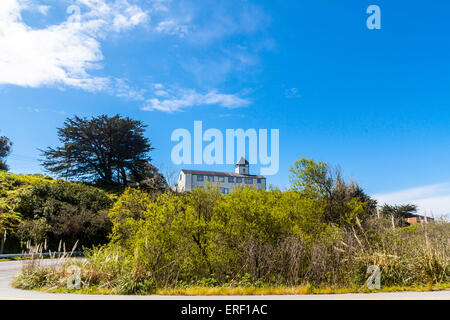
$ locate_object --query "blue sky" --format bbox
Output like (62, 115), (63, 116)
(1, 0), (450, 216)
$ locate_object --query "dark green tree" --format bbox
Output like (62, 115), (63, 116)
(128, 162), (168, 193)
(41, 115), (153, 186)
(16, 181), (113, 249)
(380, 203), (418, 219)
(0, 135), (12, 171)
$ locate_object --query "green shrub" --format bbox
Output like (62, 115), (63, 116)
(116, 272), (157, 295)
(16, 181), (114, 249)
(12, 187), (450, 293)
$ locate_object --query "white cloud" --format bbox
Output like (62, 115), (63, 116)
(151, 0), (169, 13)
(0, 1), (267, 109)
(113, 78), (145, 100)
(11, 0), (50, 15)
(37, 5), (50, 15)
(154, 89), (168, 96)
(373, 183), (450, 218)
(0, 0), (148, 92)
(142, 88), (250, 112)
(149, 0), (271, 85)
(156, 19), (188, 37)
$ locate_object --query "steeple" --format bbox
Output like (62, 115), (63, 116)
(235, 157), (249, 175)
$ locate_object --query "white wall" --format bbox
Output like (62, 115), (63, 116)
(177, 172), (266, 194)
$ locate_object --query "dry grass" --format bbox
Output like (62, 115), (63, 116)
(156, 283), (450, 296)
(34, 283), (450, 296)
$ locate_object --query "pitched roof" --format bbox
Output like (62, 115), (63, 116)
(236, 157), (249, 165)
(180, 169), (265, 179)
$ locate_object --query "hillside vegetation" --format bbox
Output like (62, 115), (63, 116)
(4, 157), (449, 295)
(12, 185), (450, 295)
(0, 171), (116, 252)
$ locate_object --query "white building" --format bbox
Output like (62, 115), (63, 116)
(176, 157), (266, 194)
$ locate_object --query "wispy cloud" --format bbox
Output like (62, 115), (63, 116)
(0, 0), (148, 92)
(180, 1), (270, 44)
(218, 113), (245, 119)
(151, 0), (272, 85)
(142, 86), (251, 113)
(113, 78), (146, 101)
(37, 4), (51, 15)
(285, 87), (301, 99)
(156, 19), (189, 37)
(0, 0), (270, 110)
(373, 183), (450, 217)
(18, 106), (66, 115)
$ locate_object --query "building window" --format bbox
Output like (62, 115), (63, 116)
(257, 178), (262, 184)
(220, 187), (230, 194)
(207, 176), (214, 182)
(236, 177), (243, 183)
(218, 176), (225, 182)
(196, 175), (204, 181)
(245, 178), (253, 184)
(228, 177), (235, 183)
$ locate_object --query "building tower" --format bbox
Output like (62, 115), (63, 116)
(235, 157), (249, 175)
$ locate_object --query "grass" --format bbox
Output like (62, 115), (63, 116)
(24, 283), (450, 296)
(157, 283), (450, 295)
(0, 253), (84, 262)
(0, 256), (28, 261)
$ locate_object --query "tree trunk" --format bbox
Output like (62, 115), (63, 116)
(120, 167), (128, 186)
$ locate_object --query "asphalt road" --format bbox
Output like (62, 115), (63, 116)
(0, 260), (449, 300)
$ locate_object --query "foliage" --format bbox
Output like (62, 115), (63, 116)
(381, 203), (418, 219)
(289, 158), (332, 198)
(14, 186), (449, 294)
(289, 158), (377, 226)
(17, 218), (50, 245)
(9, 158), (450, 294)
(0, 135), (12, 171)
(16, 181), (114, 250)
(0, 171), (116, 252)
(128, 162), (168, 193)
(0, 172), (54, 237)
(0, 135), (12, 159)
(41, 114), (153, 186)
(0, 161), (7, 172)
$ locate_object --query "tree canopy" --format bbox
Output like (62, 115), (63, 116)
(128, 162), (168, 193)
(0, 135), (12, 171)
(289, 157), (377, 225)
(380, 203), (418, 219)
(289, 158), (333, 198)
(41, 114), (154, 186)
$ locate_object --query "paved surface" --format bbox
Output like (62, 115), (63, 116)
(0, 260), (449, 300)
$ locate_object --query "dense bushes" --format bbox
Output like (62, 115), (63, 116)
(15, 181), (114, 250)
(105, 187), (335, 287)
(121, 188), (446, 290)
(15, 185), (448, 294)
(9, 157), (450, 294)
(0, 172), (55, 253)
